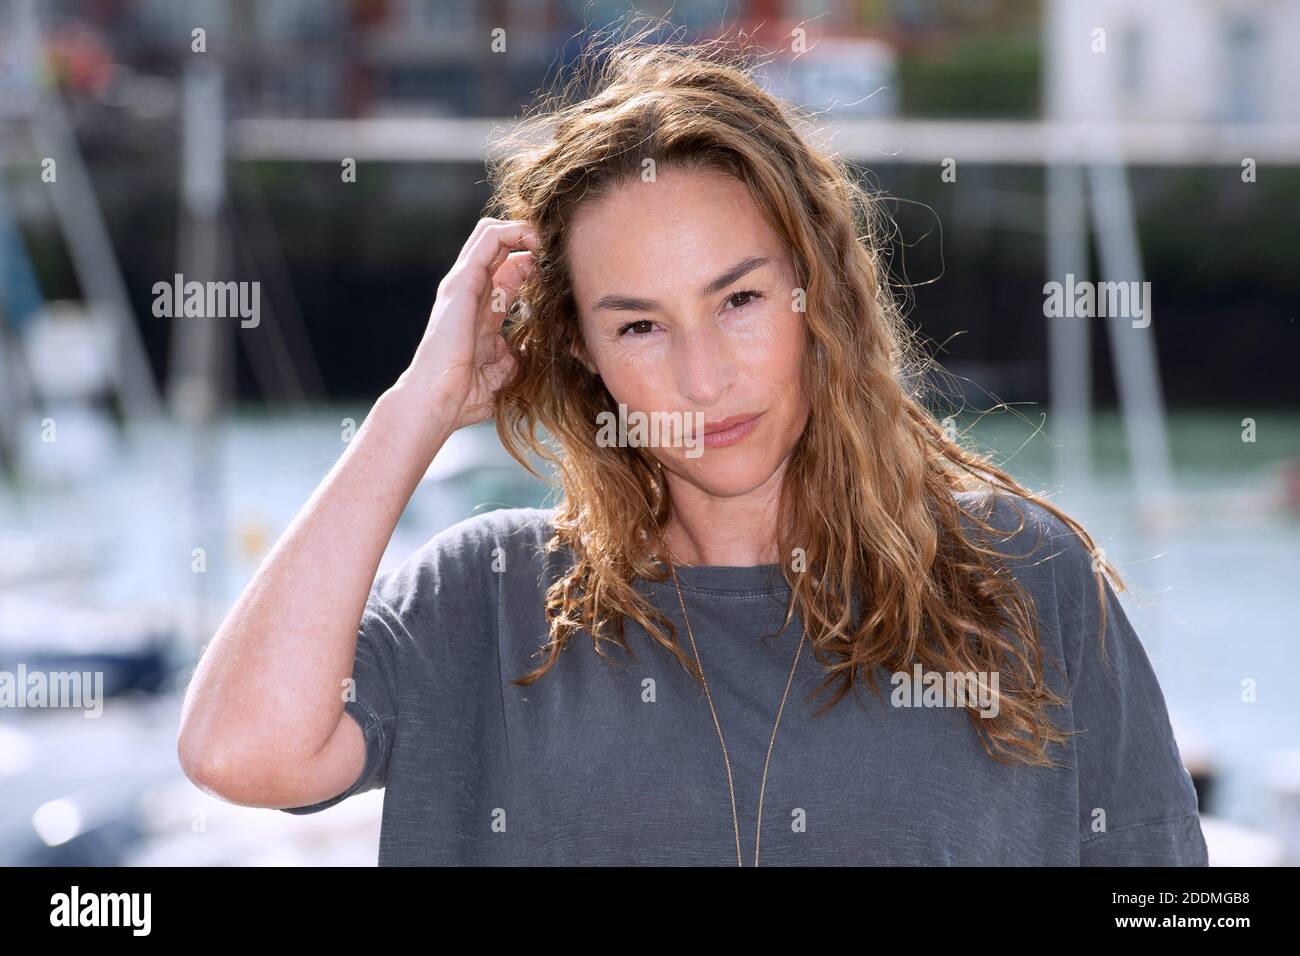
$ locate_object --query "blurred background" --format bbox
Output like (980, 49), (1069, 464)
(0, 0), (1296, 866)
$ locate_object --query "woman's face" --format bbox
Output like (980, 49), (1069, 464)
(566, 165), (811, 500)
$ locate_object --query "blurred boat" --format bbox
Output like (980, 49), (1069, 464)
(0, 591), (176, 698)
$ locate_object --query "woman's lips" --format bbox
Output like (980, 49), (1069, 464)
(701, 412), (763, 448)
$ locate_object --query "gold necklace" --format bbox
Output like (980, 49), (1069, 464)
(663, 546), (808, 867)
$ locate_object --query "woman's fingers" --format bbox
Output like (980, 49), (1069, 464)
(481, 221), (534, 280)
(477, 249), (535, 337)
(452, 216), (506, 269)
(492, 249), (536, 304)
(457, 219), (538, 293)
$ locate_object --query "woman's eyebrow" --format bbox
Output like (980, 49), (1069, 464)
(592, 255), (770, 312)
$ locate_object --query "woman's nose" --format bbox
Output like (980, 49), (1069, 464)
(672, 322), (735, 407)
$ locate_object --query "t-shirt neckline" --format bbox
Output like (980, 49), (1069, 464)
(535, 508), (791, 594)
(642, 561), (791, 594)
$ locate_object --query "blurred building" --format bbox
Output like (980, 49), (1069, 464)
(45, 0), (905, 120)
(1052, 0), (1300, 123)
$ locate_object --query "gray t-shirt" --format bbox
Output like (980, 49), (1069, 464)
(281, 491), (1208, 866)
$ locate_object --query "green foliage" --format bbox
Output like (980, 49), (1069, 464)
(899, 32), (1041, 117)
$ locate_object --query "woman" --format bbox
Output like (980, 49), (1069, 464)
(177, 34), (1207, 866)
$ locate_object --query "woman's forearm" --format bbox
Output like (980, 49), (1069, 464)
(177, 218), (536, 805)
(176, 381), (457, 795)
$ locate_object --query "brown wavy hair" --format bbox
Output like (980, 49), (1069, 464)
(483, 20), (1121, 768)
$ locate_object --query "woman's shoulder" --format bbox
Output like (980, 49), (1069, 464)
(949, 488), (1106, 651)
(425, 505), (559, 557)
(952, 488), (1096, 578)
(370, 505), (561, 605)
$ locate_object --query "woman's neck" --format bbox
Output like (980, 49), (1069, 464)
(659, 467), (785, 567)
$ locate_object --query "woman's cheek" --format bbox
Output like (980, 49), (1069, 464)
(738, 304), (800, 359)
(603, 359), (674, 411)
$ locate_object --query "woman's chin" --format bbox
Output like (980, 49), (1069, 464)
(670, 456), (781, 498)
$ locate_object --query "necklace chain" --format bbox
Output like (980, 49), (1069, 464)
(663, 546), (808, 867)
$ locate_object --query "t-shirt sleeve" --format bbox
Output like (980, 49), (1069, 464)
(1052, 523), (1208, 866)
(278, 585), (403, 815)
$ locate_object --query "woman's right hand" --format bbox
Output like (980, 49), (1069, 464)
(392, 217), (538, 436)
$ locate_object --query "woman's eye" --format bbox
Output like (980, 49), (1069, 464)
(724, 289), (763, 311)
(617, 319), (656, 337)
(615, 292), (761, 336)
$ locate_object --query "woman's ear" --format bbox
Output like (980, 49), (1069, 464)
(569, 340), (596, 376)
